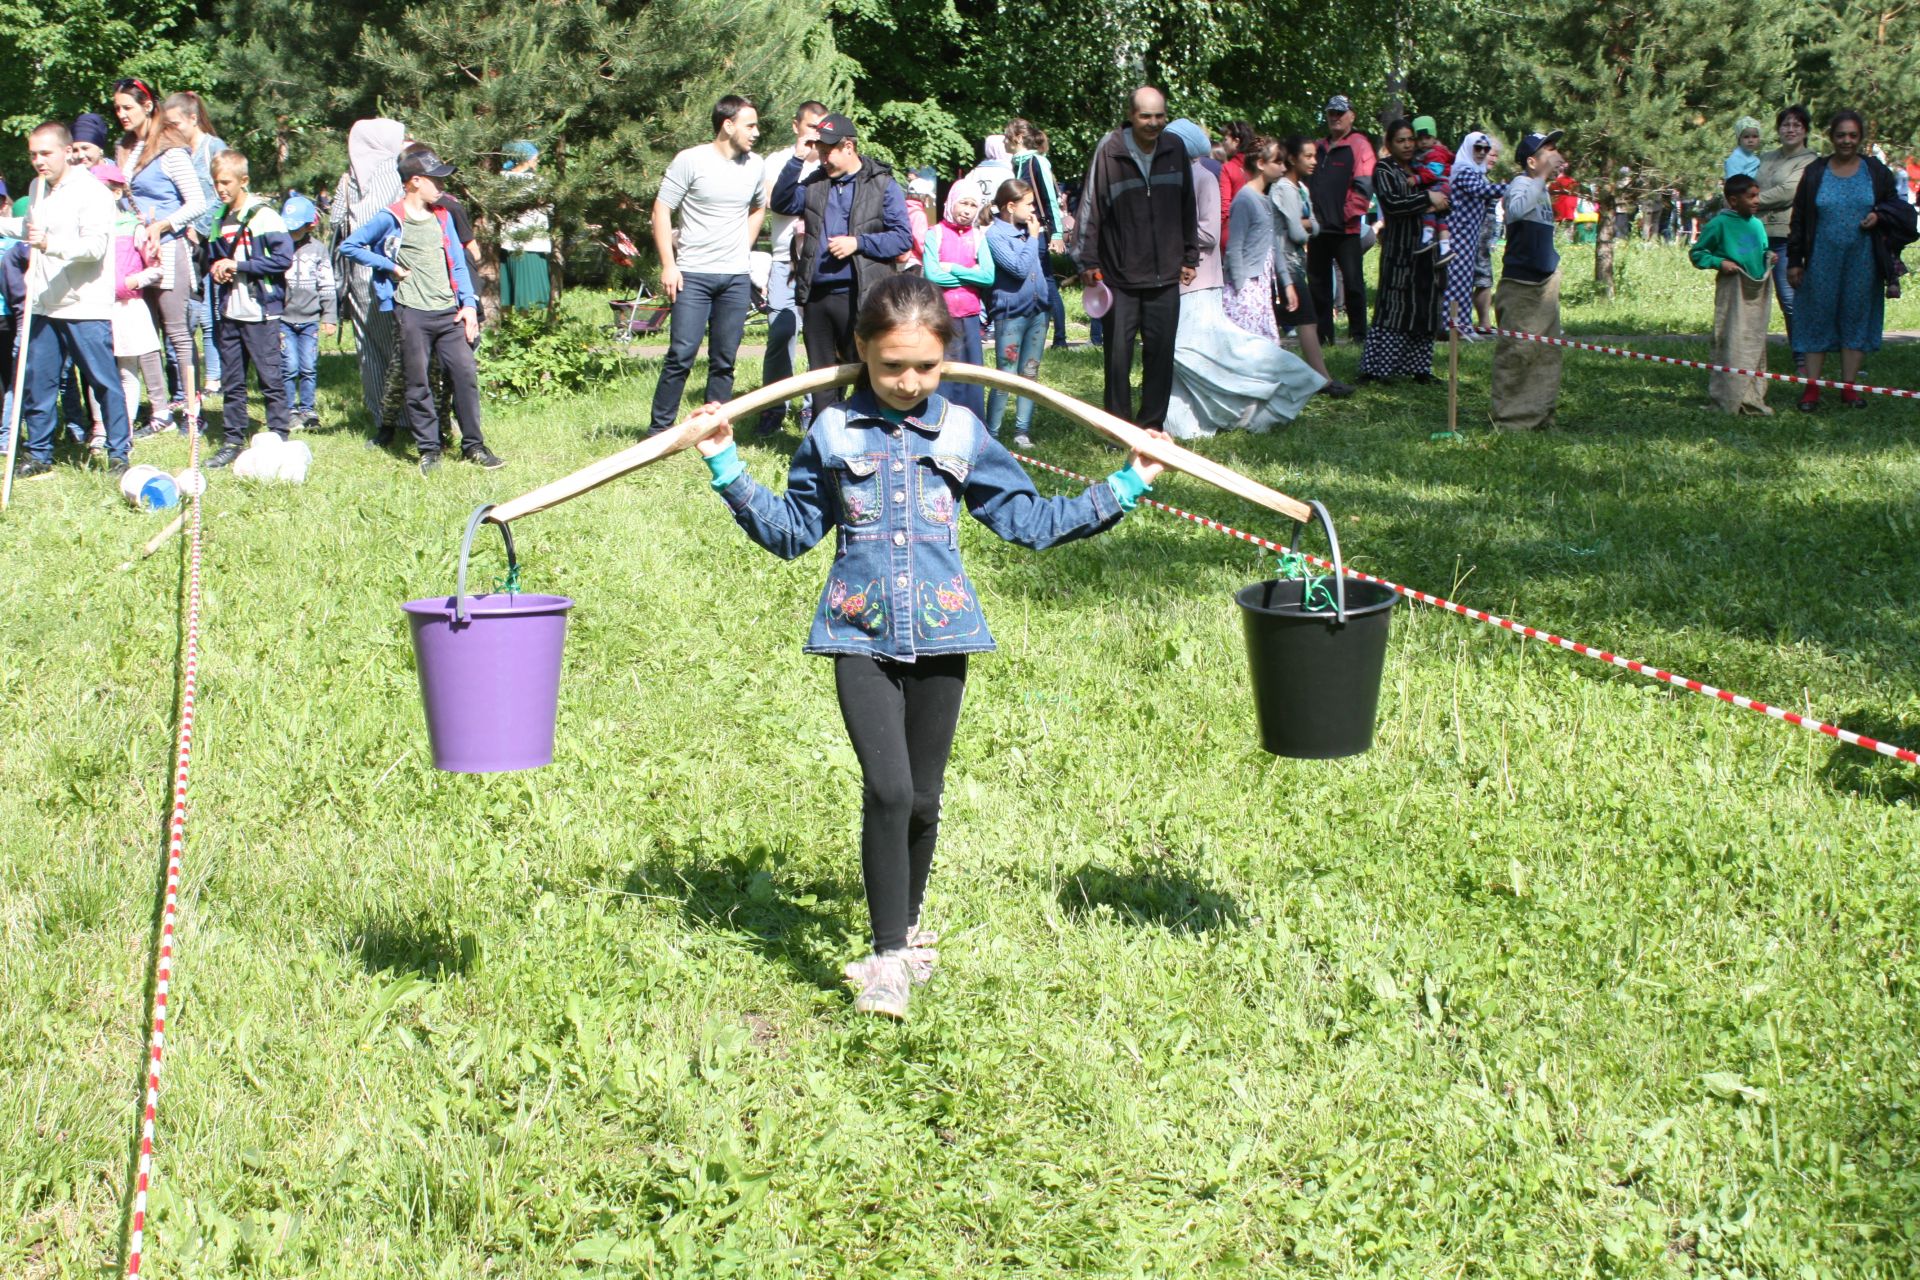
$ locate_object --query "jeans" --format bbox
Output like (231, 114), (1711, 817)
(648, 271), (751, 433)
(1767, 236), (1798, 349)
(1045, 271), (1068, 347)
(396, 305), (484, 455)
(802, 288), (858, 418)
(759, 258), (802, 430)
(1103, 282), (1180, 428)
(214, 317), (291, 445)
(191, 295), (220, 385)
(1307, 232), (1368, 344)
(834, 652), (968, 954)
(986, 310), (1049, 436)
(280, 320), (320, 415)
(936, 312), (985, 419)
(20, 317), (129, 463)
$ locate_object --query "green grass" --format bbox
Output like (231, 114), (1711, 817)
(3, 287), (1918, 1278)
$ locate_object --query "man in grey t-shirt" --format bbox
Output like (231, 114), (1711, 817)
(648, 95), (765, 434)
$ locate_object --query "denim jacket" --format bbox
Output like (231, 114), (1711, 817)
(717, 388), (1129, 660)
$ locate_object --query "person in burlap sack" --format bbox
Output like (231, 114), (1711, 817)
(1689, 174), (1774, 414)
(1488, 131), (1566, 430)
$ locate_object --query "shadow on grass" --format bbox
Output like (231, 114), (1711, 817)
(349, 912), (481, 979)
(1818, 712), (1920, 806)
(1057, 860), (1243, 933)
(627, 848), (860, 990)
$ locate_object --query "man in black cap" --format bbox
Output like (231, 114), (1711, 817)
(770, 112), (913, 417)
(1073, 84), (1197, 429)
(341, 142), (501, 473)
(1489, 130), (1568, 430)
(1306, 94), (1376, 346)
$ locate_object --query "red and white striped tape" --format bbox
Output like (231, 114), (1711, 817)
(126, 433), (203, 1277)
(1468, 325), (1920, 400)
(1012, 449), (1919, 768)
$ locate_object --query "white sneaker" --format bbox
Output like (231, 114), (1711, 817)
(845, 952), (912, 1019)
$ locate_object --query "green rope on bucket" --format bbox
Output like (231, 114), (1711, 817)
(1270, 549), (1337, 613)
(493, 563), (521, 595)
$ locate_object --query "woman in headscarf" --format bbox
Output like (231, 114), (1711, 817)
(329, 118), (407, 441)
(498, 141), (552, 311)
(1162, 120), (1324, 437)
(1357, 119), (1449, 383)
(920, 180), (992, 418)
(1442, 130), (1504, 336)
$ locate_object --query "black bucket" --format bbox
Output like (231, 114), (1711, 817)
(1236, 500), (1396, 758)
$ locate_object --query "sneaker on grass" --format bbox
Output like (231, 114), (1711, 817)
(844, 952), (912, 1018)
(462, 445), (505, 470)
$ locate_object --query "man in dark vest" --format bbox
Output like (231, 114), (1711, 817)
(1072, 85), (1197, 429)
(770, 112), (913, 417)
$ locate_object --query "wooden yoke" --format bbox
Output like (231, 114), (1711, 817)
(484, 364), (1313, 526)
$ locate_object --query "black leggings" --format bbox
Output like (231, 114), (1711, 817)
(834, 653), (968, 954)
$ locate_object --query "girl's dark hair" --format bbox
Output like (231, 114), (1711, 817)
(993, 177), (1035, 213)
(1244, 135), (1284, 168)
(1004, 117), (1035, 150)
(1775, 104), (1811, 131)
(113, 77), (157, 109)
(1827, 108), (1865, 138)
(161, 90), (215, 136)
(1224, 120), (1258, 152)
(1383, 117), (1415, 143)
(1283, 134), (1316, 168)
(854, 273), (956, 349)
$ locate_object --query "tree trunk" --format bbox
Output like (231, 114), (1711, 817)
(1594, 188), (1618, 298)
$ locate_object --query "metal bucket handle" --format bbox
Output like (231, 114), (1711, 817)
(1287, 498), (1347, 623)
(455, 503), (518, 623)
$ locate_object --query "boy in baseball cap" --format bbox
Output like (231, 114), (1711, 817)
(1489, 129), (1568, 430)
(341, 142), (501, 472)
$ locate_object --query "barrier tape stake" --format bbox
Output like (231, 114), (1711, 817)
(1010, 448), (1918, 768)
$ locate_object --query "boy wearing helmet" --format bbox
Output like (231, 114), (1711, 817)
(279, 191), (336, 430)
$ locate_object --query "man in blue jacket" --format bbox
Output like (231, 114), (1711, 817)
(770, 113), (913, 417)
(340, 143), (502, 474)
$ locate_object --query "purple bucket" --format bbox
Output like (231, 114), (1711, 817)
(402, 506), (573, 773)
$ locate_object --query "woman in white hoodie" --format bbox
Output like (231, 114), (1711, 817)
(328, 118), (407, 442)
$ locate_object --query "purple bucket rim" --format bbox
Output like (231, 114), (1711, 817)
(402, 593), (574, 619)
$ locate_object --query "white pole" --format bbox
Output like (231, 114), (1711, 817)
(1, 178), (43, 511)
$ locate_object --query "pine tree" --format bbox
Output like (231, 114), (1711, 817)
(1493, 0), (1801, 291)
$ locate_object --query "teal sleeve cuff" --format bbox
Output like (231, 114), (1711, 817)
(1105, 462), (1153, 511)
(705, 443), (745, 491)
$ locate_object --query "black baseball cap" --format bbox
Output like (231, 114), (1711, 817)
(398, 143), (456, 181)
(1514, 130), (1564, 166)
(1323, 95), (1353, 115)
(813, 113), (858, 147)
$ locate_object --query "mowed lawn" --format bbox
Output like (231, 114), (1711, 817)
(4, 242), (1918, 1277)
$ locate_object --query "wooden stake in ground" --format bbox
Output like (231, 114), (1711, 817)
(1, 179), (44, 512)
(1448, 326), (1460, 434)
(487, 364), (1314, 526)
(117, 512), (189, 572)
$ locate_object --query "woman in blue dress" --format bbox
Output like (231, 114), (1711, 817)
(1786, 109), (1898, 410)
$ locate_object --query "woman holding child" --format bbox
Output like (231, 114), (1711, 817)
(1357, 119), (1449, 384)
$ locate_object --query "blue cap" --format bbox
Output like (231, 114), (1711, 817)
(502, 140), (538, 171)
(282, 193), (317, 230)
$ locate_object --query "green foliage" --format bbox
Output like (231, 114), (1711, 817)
(478, 308), (628, 401)
(0, 0), (210, 187)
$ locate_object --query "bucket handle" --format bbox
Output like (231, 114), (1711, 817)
(1287, 499), (1347, 623)
(455, 503), (518, 623)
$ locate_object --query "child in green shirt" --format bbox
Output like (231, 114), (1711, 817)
(1690, 175), (1774, 414)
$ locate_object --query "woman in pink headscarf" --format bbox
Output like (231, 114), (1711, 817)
(919, 182), (993, 417)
